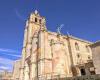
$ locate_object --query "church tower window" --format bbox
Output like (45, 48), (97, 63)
(35, 18), (37, 22)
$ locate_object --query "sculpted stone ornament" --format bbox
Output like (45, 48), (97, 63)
(35, 10), (38, 15)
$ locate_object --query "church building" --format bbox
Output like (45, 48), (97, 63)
(13, 10), (95, 80)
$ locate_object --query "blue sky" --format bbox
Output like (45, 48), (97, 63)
(0, 0), (100, 71)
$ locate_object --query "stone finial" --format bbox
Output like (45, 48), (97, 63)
(35, 10), (38, 14)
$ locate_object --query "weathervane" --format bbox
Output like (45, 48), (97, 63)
(57, 24), (64, 34)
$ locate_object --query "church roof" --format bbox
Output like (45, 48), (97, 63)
(90, 41), (100, 47)
(48, 31), (93, 44)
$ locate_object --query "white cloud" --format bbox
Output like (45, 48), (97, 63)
(0, 57), (14, 71)
(0, 66), (9, 70)
(0, 48), (20, 54)
(0, 57), (14, 65)
(0, 48), (21, 58)
(0, 48), (21, 71)
(1, 53), (21, 58)
(14, 9), (26, 21)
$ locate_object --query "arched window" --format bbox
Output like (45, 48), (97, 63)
(86, 46), (90, 52)
(35, 18), (37, 22)
(75, 42), (79, 51)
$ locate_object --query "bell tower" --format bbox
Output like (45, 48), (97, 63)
(29, 10), (46, 33)
(20, 10), (47, 80)
(23, 10), (47, 58)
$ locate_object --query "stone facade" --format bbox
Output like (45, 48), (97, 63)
(0, 70), (12, 80)
(90, 41), (100, 74)
(12, 60), (21, 80)
(13, 10), (95, 80)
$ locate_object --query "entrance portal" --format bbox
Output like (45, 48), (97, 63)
(80, 68), (86, 75)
